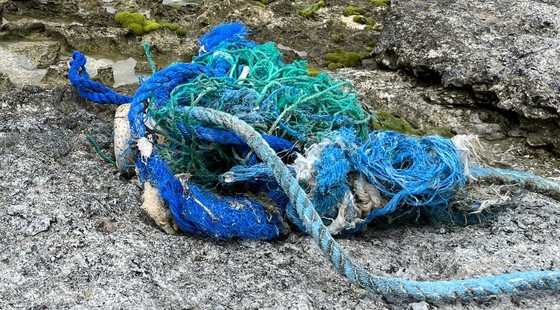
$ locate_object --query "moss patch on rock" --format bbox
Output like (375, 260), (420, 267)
(369, 0), (390, 7)
(343, 6), (365, 16)
(373, 110), (454, 137)
(295, 1), (326, 19)
(325, 49), (369, 69)
(115, 12), (187, 36)
(331, 33), (342, 43)
(307, 66), (321, 76)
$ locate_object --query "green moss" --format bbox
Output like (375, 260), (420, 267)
(352, 15), (366, 24)
(373, 111), (414, 133)
(175, 28), (188, 36)
(373, 111), (454, 137)
(325, 49), (368, 69)
(366, 17), (377, 25)
(115, 12), (145, 27)
(296, 0), (326, 19)
(255, 1), (266, 7)
(343, 6), (365, 16)
(367, 40), (377, 47)
(115, 12), (158, 35)
(353, 16), (376, 25)
(161, 22), (180, 31)
(331, 33), (342, 43)
(128, 23), (145, 36)
(369, 0), (390, 7)
(143, 20), (160, 32)
(327, 62), (340, 70)
(307, 66), (321, 76)
(363, 25), (376, 31)
(115, 11), (186, 37)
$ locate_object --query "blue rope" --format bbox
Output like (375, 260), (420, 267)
(68, 22), (560, 303)
(68, 52), (133, 105)
(348, 131), (466, 231)
(136, 152), (288, 239)
(471, 167), (560, 200)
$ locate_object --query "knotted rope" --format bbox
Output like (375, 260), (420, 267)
(68, 22), (560, 303)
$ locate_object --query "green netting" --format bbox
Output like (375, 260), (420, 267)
(147, 42), (373, 184)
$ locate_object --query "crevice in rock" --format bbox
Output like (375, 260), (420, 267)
(372, 51), (560, 154)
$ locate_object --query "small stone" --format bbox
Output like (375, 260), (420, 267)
(0, 72), (15, 91)
(0, 132), (15, 147)
(408, 301), (433, 310)
(95, 218), (117, 234)
(526, 133), (549, 147)
(25, 215), (52, 236)
(7, 204), (29, 216)
(95, 65), (114, 86)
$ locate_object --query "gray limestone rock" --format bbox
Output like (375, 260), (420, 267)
(374, 0), (560, 121)
(0, 71), (14, 91)
(7, 41), (61, 69)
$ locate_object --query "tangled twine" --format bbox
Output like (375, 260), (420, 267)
(68, 22), (560, 303)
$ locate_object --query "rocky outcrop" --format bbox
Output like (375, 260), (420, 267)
(7, 41), (60, 68)
(374, 0), (560, 151)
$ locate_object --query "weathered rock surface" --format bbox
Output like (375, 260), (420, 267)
(346, 69), (511, 141)
(0, 71), (14, 91)
(7, 41), (60, 68)
(374, 0), (560, 120)
(0, 88), (558, 310)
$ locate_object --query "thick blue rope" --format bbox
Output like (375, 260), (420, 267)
(68, 52), (133, 105)
(136, 152), (288, 238)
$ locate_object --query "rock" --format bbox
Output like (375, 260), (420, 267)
(2, 18), (133, 56)
(0, 72), (15, 91)
(0, 44), (47, 86)
(520, 118), (560, 153)
(24, 215), (52, 236)
(95, 65), (114, 86)
(7, 41), (61, 68)
(374, 0), (560, 121)
(142, 31), (198, 62)
(7, 203), (29, 216)
(408, 302), (433, 310)
(226, 6), (273, 29)
(343, 69), (509, 140)
(42, 62), (69, 88)
(94, 218), (117, 234)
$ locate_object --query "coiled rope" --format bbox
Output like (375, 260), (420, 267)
(68, 22), (560, 303)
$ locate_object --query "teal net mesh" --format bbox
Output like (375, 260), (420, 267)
(147, 42), (372, 184)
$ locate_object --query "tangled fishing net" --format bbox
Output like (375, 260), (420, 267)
(150, 24), (371, 185)
(68, 22), (528, 236)
(68, 22), (560, 302)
